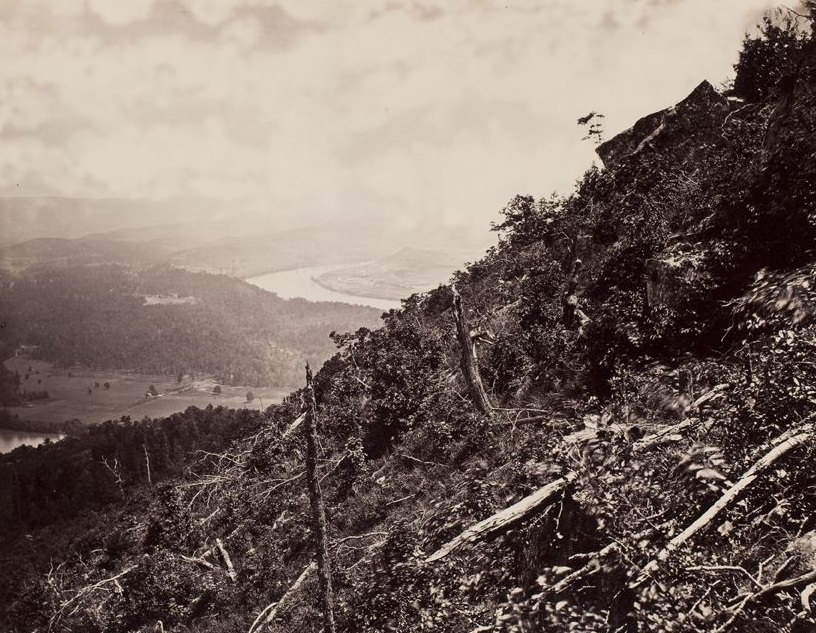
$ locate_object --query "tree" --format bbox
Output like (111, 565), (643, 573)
(212, 385), (222, 395)
(245, 390), (254, 402)
(451, 286), (492, 415)
(304, 363), (336, 633)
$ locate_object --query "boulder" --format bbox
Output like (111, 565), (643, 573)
(597, 80), (729, 167)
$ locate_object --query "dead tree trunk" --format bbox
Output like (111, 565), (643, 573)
(304, 364), (336, 633)
(636, 423), (814, 585)
(426, 472), (578, 562)
(451, 285), (492, 415)
(143, 443), (152, 487)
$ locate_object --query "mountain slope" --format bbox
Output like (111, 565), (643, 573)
(2, 12), (816, 633)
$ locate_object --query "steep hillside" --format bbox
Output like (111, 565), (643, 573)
(2, 11), (816, 633)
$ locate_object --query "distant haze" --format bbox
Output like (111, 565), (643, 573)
(0, 0), (784, 244)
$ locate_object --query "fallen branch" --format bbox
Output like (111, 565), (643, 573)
(385, 493), (416, 507)
(636, 425), (814, 584)
(686, 565), (763, 590)
(714, 569), (816, 633)
(331, 532), (389, 550)
(634, 384), (728, 453)
(548, 543), (618, 594)
(247, 561), (317, 633)
(216, 539), (237, 582)
(282, 413), (306, 439)
(49, 564), (137, 630)
(180, 555), (215, 570)
(426, 472), (578, 562)
(400, 454), (450, 469)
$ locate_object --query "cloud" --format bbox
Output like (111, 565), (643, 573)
(86, 0), (155, 24)
(0, 0), (785, 230)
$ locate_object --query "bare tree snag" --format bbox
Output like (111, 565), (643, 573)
(215, 538), (237, 582)
(451, 285), (492, 415)
(426, 472), (578, 562)
(247, 561), (317, 633)
(636, 425), (814, 584)
(305, 364), (337, 633)
(143, 443), (152, 487)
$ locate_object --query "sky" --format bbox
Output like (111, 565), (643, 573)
(0, 0), (785, 234)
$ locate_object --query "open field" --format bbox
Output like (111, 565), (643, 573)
(4, 356), (289, 428)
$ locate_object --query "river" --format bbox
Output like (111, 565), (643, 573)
(246, 264), (401, 311)
(0, 428), (63, 454)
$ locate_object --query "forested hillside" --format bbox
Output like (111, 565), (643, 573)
(2, 10), (816, 633)
(0, 265), (381, 389)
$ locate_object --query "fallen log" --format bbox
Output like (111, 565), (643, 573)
(248, 561), (317, 633)
(548, 543), (618, 594)
(425, 472), (578, 563)
(714, 568), (816, 633)
(282, 412), (306, 439)
(635, 424), (814, 584)
(216, 538), (237, 582)
(633, 384), (728, 453)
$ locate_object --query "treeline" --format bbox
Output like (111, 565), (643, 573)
(0, 405), (262, 535)
(0, 265), (382, 388)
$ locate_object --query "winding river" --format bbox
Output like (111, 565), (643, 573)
(246, 264), (401, 311)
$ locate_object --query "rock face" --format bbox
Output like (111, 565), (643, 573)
(596, 80), (730, 167)
(645, 244), (706, 309)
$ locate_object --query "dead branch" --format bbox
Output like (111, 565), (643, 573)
(686, 565), (763, 590)
(49, 564), (137, 631)
(180, 555), (215, 570)
(426, 472), (578, 562)
(400, 453), (450, 469)
(319, 451), (350, 483)
(282, 412), (306, 439)
(248, 561), (317, 633)
(331, 532), (389, 549)
(385, 493), (416, 507)
(216, 539), (237, 582)
(633, 384), (728, 453)
(547, 543), (618, 594)
(636, 425), (814, 584)
(714, 569), (816, 633)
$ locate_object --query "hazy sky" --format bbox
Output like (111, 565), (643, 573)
(0, 0), (782, 231)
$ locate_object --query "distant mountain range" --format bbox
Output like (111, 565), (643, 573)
(315, 246), (472, 300)
(0, 198), (494, 297)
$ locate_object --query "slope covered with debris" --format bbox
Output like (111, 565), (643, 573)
(2, 10), (816, 633)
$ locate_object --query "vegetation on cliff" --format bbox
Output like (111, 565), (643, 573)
(2, 9), (816, 632)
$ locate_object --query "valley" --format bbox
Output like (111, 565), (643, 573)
(2, 356), (287, 437)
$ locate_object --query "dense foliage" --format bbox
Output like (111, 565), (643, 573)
(3, 10), (816, 633)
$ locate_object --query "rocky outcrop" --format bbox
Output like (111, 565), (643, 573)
(597, 80), (730, 167)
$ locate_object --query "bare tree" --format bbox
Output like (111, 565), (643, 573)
(451, 285), (492, 415)
(304, 363), (336, 633)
